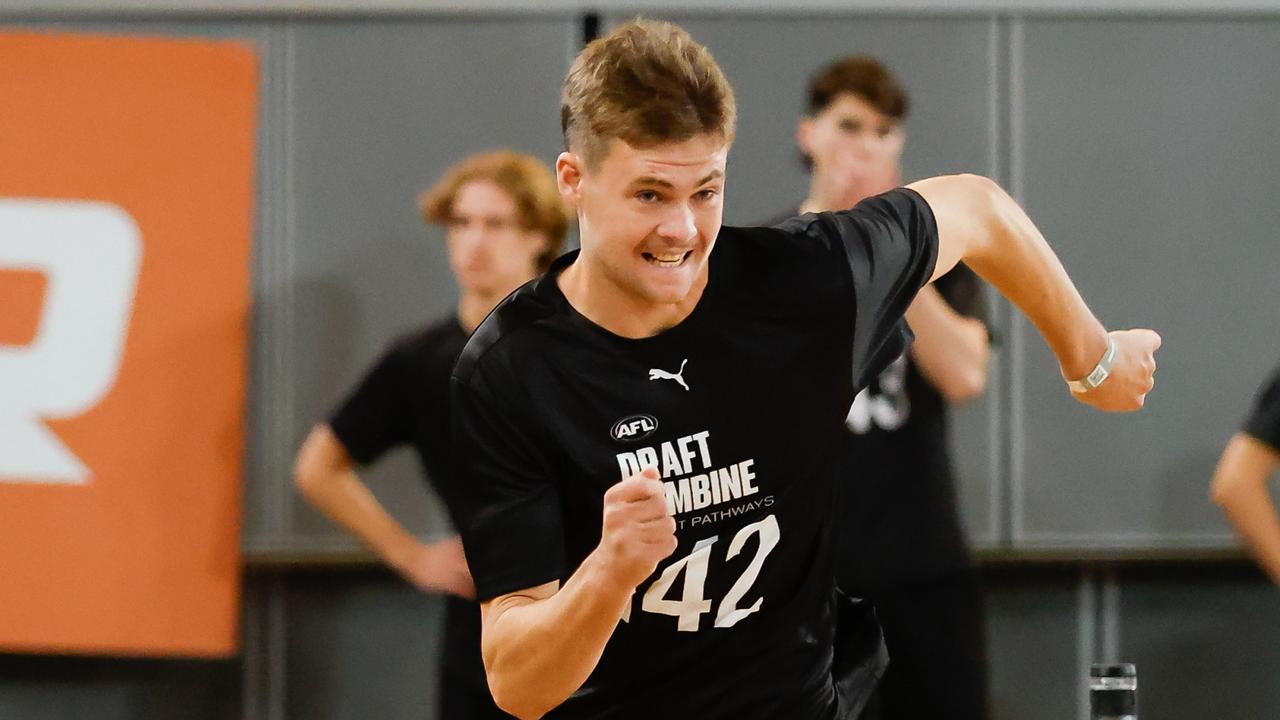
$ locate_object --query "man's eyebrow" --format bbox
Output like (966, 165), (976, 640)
(630, 176), (674, 189)
(629, 169), (723, 189)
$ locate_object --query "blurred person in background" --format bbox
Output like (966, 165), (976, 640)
(776, 56), (993, 720)
(293, 150), (570, 719)
(1212, 363), (1280, 585)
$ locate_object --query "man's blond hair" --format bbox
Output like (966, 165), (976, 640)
(419, 150), (571, 271)
(561, 19), (737, 168)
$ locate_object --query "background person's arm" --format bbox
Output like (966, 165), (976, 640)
(1211, 433), (1280, 585)
(905, 284), (990, 403)
(908, 174), (1159, 412)
(293, 424), (474, 598)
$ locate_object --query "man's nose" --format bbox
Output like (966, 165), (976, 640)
(850, 132), (880, 157)
(655, 204), (697, 243)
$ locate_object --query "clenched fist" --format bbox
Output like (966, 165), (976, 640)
(599, 467), (678, 590)
(1069, 329), (1162, 412)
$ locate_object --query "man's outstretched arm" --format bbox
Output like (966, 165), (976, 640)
(909, 174), (1160, 412)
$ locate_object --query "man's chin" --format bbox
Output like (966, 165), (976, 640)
(456, 270), (499, 294)
(633, 277), (698, 306)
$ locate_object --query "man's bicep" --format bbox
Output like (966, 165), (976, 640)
(908, 174), (1001, 284)
(1215, 433), (1280, 497)
(297, 423), (357, 475)
(1233, 433), (1280, 476)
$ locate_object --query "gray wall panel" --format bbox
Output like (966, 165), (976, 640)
(10, 1), (1280, 16)
(281, 16), (574, 547)
(1014, 18), (1280, 546)
(284, 571), (444, 720)
(1118, 569), (1280, 718)
(642, 14), (1004, 546)
(653, 15), (998, 221)
(984, 571), (1083, 720)
(247, 23), (295, 552)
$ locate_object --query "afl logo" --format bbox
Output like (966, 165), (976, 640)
(611, 414), (658, 442)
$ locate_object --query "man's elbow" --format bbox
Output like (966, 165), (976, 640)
(934, 173), (1004, 210)
(487, 670), (552, 720)
(482, 634), (555, 720)
(1209, 470), (1240, 508)
(941, 173), (1011, 227)
(292, 435), (329, 498)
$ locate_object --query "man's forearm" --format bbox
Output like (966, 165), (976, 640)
(912, 175), (1107, 378)
(297, 466), (420, 564)
(483, 551), (634, 718)
(293, 427), (420, 567)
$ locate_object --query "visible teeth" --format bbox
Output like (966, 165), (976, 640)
(644, 251), (687, 265)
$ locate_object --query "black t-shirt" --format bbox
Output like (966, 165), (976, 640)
(449, 189), (938, 720)
(835, 266), (987, 591)
(327, 317), (489, 691)
(766, 208), (986, 588)
(1243, 364), (1280, 452)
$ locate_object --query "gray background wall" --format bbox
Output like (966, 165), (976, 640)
(2, 2), (1279, 718)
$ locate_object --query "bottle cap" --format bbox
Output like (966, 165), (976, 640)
(1091, 663), (1137, 679)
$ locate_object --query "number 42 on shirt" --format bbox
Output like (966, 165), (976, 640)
(621, 514), (780, 632)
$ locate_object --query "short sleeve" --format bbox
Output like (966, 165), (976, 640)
(936, 264), (989, 326)
(1243, 366), (1280, 452)
(818, 188), (939, 388)
(328, 345), (415, 465)
(449, 371), (566, 601)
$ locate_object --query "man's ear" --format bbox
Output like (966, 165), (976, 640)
(556, 151), (583, 208)
(795, 118), (815, 158)
(888, 126), (907, 161)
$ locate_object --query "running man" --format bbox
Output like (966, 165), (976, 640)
(448, 20), (1161, 720)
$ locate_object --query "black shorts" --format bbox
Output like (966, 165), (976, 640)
(857, 572), (989, 720)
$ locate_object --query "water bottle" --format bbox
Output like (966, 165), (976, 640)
(1090, 663), (1137, 720)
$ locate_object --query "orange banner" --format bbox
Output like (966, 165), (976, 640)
(0, 31), (257, 657)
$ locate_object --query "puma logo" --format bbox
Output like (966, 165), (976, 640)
(649, 359), (690, 392)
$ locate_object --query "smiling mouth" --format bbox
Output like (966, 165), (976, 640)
(642, 250), (692, 267)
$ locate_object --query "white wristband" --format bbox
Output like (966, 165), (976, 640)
(1065, 336), (1117, 394)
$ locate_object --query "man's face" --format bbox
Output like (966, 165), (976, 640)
(557, 135), (727, 307)
(444, 179), (547, 297)
(798, 92), (905, 196)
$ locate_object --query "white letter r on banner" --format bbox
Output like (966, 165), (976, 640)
(0, 199), (142, 484)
